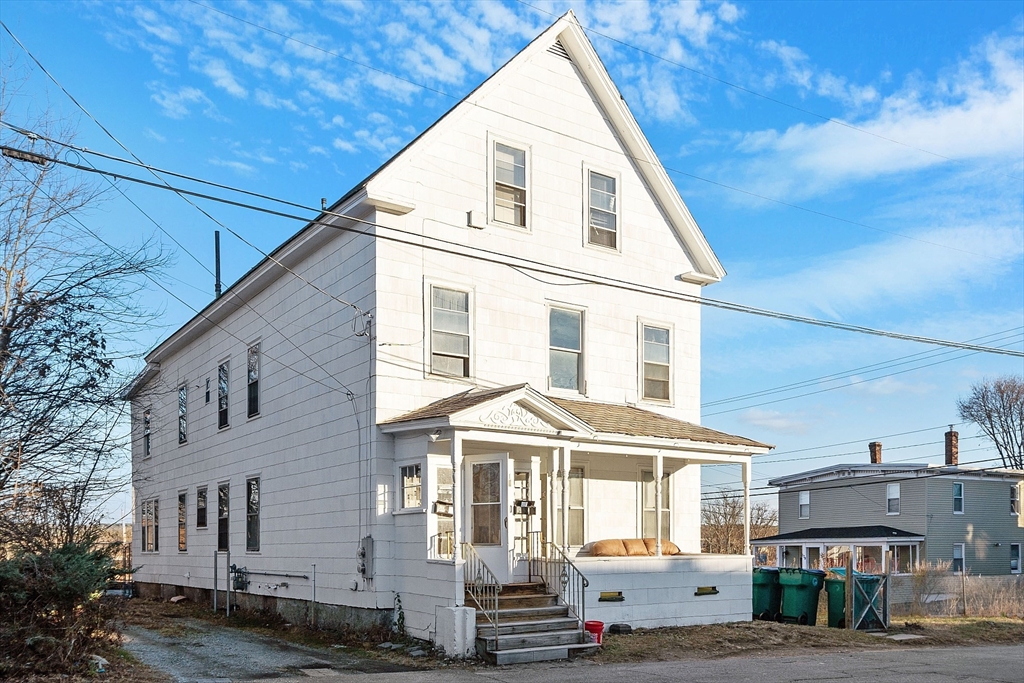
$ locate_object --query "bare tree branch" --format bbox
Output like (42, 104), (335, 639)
(957, 375), (1024, 470)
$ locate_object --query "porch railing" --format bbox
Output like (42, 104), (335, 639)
(527, 531), (588, 630)
(428, 531), (455, 560)
(461, 542), (502, 651)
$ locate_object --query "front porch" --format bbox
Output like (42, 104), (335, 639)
(380, 384), (771, 657)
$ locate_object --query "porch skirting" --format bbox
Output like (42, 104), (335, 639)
(575, 554), (753, 628)
(133, 581), (392, 632)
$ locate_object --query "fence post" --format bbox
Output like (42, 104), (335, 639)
(226, 549), (231, 617)
(845, 551), (854, 629)
(961, 569), (968, 617)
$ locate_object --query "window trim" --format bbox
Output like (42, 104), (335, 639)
(638, 318), (673, 405)
(798, 490), (810, 520)
(217, 360), (230, 430)
(582, 163), (623, 253)
(247, 342), (261, 419)
(177, 384), (188, 445)
(953, 481), (964, 514)
(196, 486), (208, 529)
(547, 302), (587, 395)
(245, 476), (260, 552)
(177, 491), (187, 552)
(426, 282), (474, 380)
(1012, 483), (1020, 516)
(487, 133), (531, 231)
(1011, 542), (1021, 574)
(886, 482), (900, 516)
(639, 466), (671, 541)
(398, 463), (424, 512)
(952, 542), (965, 574)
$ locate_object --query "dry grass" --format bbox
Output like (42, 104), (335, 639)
(5, 646), (172, 683)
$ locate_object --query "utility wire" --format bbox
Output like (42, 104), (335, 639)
(10, 145), (1023, 360)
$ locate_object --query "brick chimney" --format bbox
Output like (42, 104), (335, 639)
(945, 427), (959, 466)
(869, 441), (882, 464)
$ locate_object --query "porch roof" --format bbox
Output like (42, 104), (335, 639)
(754, 525), (924, 544)
(380, 383), (770, 449)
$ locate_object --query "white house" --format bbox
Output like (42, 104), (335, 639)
(127, 12), (770, 663)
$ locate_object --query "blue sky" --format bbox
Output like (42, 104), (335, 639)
(2, 1), (1022, 512)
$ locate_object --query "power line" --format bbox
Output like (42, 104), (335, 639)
(517, 1), (1024, 183)
(11, 145), (1023, 360)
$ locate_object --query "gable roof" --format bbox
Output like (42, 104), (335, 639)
(134, 10), (725, 383)
(380, 383), (770, 450)
(769, 463), (1024, 488)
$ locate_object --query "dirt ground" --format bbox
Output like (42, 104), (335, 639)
(14, 598), (1024, 681)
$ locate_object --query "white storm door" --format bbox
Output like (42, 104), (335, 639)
(466, 455), (509, 584)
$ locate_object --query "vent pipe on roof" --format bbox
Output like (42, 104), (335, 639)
(869, 441), (882, 464)
(945, 426), (959, 466)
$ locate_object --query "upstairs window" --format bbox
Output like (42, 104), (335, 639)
(401, 464), (422, 510)
(218, 362), (229, 429)
(587, 171), (618, 248)
(247, 344), (260, 418)
(953, 481), (964, 514)
(196, 487), (208, 528)
(177, 492), (187, 552)
(887, 483), (900, 515)
(246, 477), (260, 552)
(1012, 484), (1020, 516)
(430, 287), (470, 377)
(143, 408), (151, 457)
(493, 142), (526, 227)
(177, 385), (188, 444)
(798, 490), (810, 519)
(549, 307), (583, 392)
(642, 325), (670, 401)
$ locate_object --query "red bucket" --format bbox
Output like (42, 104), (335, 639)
(584, 620), (604, 645)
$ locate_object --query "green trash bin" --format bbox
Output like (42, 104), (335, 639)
(778, 568), (826, 625)
(825, 571), (884, 629)
(752, 567), (782, 621)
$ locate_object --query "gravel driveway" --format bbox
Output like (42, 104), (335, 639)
(122, 616), (417, 682)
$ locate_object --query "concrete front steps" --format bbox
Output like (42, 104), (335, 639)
(469, 581), (599, 665)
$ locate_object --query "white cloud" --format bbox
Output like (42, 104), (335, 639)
(132, 6), (182, 45)
(143, 128), (166, 143)
(150, 84), (218, 119)
(255, 88), (299, 111)
(737, 408), (810, 434)
(309, 145), (330, 156)
(332, 138), (357, 153)
(208, 158), (256, 175)
(717, 2), (741, 24)
(194, 55), (248, 98)
(847, 376), (935, 396)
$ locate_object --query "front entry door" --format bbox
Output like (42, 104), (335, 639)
(466, 455), (509, 583)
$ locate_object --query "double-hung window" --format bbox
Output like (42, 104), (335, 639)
(177, 385), (188, 444)
(141, 499), (159, 552)
(953, 482), (964, 514)
(555, 467), (585, 547)
(1012, 484), (1020, 516)
(247, 344), (260, 418)
(798, 490), (810, 519)
(430, 287), (470, 377)
(1011, 543), (1021, 574)
(952, 543), (965, 573)
(218, 362), (229, 429)
(493, 142), (526, 227)
(587, 171), (618, 248)
(217, 483), (229, 551)
(549, 307), (583, 392)
(641, 470), (670, 540)
(401, 464), (422, 510)
(246, 477), (260, 552)
(642, 325), (670, 401)
(886, 483), (900, 515)
(177, 492), (187, 552)
(196, 487), (208, 528)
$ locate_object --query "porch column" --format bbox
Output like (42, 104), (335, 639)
(546, 448), (557, 547)
(654, 453), (663, 556)
(451, 432), (463, 564)
(561, 446), (571, 553)
(742, 458), (751, 556)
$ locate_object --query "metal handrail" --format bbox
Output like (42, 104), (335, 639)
(461, 542), (502, 651)
(528, 531), (589, 629)
(429, 531), (455, 560)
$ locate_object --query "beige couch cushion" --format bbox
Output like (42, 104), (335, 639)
(591, 539), (627, 557)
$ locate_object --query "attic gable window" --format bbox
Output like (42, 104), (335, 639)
(218, 361), (229, 429)
(178, 385), (188, 444)
(247, 344), (260, 418)
(493, 142), (526, 227)
(588, 170), (618, 248)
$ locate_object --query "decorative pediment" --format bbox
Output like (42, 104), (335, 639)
(478, 401), (556, 433)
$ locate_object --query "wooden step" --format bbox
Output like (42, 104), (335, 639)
(497, 581), (547, 596)
(475, 604), (569, 623)
(481, 629), (584, 651)
(476, 616), (580, 637)
(484, 642), (600, 665)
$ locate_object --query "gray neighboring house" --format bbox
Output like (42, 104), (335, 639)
(754, 431), (1023, 576)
